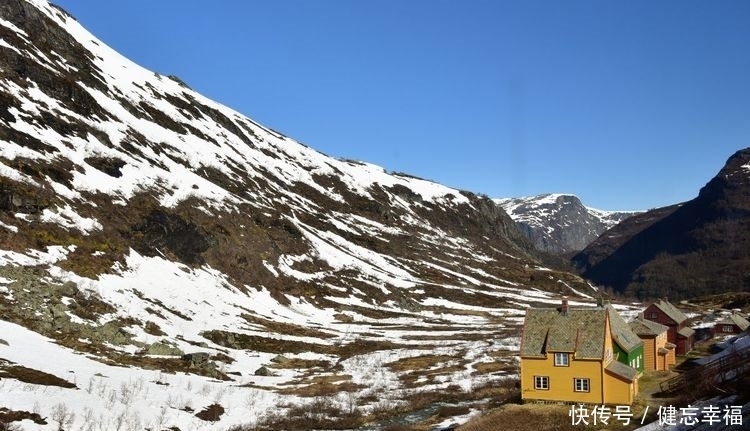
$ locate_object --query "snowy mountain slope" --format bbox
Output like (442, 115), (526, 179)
(495, 193), (639, 254)
(0, 1), (602, 429)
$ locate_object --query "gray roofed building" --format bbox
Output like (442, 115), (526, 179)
(629, 317), (669, 336)
(520, 307), (607, 360)
(678, 326), (696, 338)
(606, 305), (643, 353)
(643, 299), (695, 355)
(716, 314), (750, 331)
(520, 297), (641, 405)
(652, 299), (689, 324)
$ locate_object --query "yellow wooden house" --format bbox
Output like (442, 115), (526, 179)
(629, 317), (676, 371)
(520, 298), (639, 405)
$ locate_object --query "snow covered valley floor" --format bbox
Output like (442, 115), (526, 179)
(0, 247), (534, 431)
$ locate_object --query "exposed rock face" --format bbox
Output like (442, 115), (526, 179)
(495, 194), (638, 254)
(572, 148), (750, 300)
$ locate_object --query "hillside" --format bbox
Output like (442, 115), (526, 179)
(0, 1), (595, 429)
(495, 193), (637, 254)
(572, 148), (750, 300)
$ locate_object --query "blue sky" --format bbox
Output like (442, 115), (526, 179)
(54, 0), (750, 210)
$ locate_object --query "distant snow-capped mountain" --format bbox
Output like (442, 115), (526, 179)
(495, 194), (639, 254)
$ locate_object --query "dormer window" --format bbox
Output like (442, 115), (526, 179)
(554, 352), (569, 366)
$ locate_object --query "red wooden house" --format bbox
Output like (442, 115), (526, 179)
(713, 314), (750, 336)
(642, 299), (695, 355)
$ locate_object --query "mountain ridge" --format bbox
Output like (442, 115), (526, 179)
(572, 147), (750, 300)
(495, 193), (639, 254)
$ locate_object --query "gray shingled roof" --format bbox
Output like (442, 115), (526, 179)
(605, 360), (638, 382)
(678, 326), (695, 338)
(652, 299), (689, 324)
(629, 317), (669, 336)
(715, 314), (750, 331)
(606, 305), (643, 353)
(521, 307), (607, 359)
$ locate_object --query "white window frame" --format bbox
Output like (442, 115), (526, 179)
(534, 375), (549, 390)
(574, 378), (590, 392)
(554, 352), (569, 367)
(723, 325), (734, 333)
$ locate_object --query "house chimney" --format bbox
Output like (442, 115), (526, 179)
(561, 296), (569, 315)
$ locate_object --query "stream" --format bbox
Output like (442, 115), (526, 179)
(355, 400), (479, 431)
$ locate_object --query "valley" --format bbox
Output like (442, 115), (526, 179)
(1, 1), (749, 430)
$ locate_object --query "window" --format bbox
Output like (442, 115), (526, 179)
(650, 312), (658, 319)
(534, 376), (549, 390)
(554, 352), (569, 366)
(574, 378), (590, 392)
(723, 325), (734, 333)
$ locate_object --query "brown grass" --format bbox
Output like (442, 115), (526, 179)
(387, 354), (454, 372)
(269, 355), (331, 370)
(233, 397), (365, 431)
(0, 363), (76, 388)
(241, 313), (336, 339)
(472, 361), (515, 374)
(278, 374), (365, 397)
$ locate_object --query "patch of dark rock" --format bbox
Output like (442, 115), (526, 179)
(254, 366), (273, 376)
(269, 217), (302, 238)
(0, 180), (50, 214)
(67, 290), (116, 321)
(0, 125), (57, 155)
(167, 74), (191, 89)
(197, 166), (237, 192)
(387, 183), (423, 203)
(0, 407), (47, 425)
(0, 92), (21, 123)
(184, 95), (252, 146)
(143, 320), (166, 336)
(8, 156), (76, 189)
(181, 352), (210, 367)
(138, 100), (188, 135)
(84, 156), (126, 178)
(129, 209), (214, 265)
(195, 403), (225, 422)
